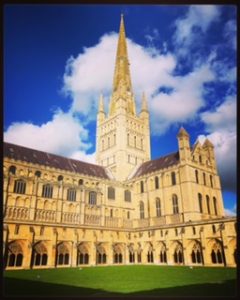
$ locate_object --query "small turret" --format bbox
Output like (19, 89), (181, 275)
(177, 126), (190, 162)
(203, 138), (216, 167)
(140, 92), (149, 119)
(97, 93), (105, 123)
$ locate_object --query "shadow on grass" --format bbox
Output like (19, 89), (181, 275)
(3, 277), (237, 298)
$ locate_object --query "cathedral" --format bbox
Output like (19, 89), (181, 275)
(3, 15), (236, 269)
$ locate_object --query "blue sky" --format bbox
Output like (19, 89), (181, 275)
(4, 5), (236, 215)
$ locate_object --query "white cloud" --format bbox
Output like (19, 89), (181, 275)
(198, 95), (236, 191)
(224, 207), (236, 217)
(4, 110), (92, 159)
(174, 5), (220, 46)
(224, 19), (237, 50)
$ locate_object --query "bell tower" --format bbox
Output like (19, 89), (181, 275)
(96, 15), (151, 180)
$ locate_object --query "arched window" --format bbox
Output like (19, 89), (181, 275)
(213, 197), (218, 215)
(56, 243), (70, 265)
(9, 165), (16, 175)
(124, 190), (131, 202)
(212, 225), (216, 234)
(97, 245), (107, 264)
(6, 241), (23, 267)
(198, 193), (203, 213)
(140, 201), (145, 219)
(172, 194), (179, 214)
(203, 173), (206, 185)
(110, 209), (113, 218)
(140, 181), (144, 193)
(77, 244), (89, 265)
(108, 187), (115, 200)
(113, 245), (123, 264)
(31, 242), (48, 267)
(14, 179), (26, 194)
(155, 176), (159, 189)
(79, 179), (84, 186)
(147, 250), (154, 263)
(129, 247), (135, 263)
(206, 195), (210, 214)
(42, 184), (53, 198)
(191, 242), (202, 264)
(195, 170), (199, 184)
(171, 172), (176, 185)
(156, 198), (161, 217)
(211, 242), (223, 264)
(67, 188), (76, 202)
(210, 175), (213, 188)
(173, 244), (183, 264)
(89, 192), (97, 205)
(58, 175), (63, 182)
(199, 155), (202, 163)
(159, 244), (167, 263)
(127, 211), (130, 219)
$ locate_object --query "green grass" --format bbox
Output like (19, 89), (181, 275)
(4, 265), (237, 297)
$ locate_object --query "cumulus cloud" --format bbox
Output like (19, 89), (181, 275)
(198, 95), (236, 191)
(4, 109), (95, 162)
(174, 5), (220, 47)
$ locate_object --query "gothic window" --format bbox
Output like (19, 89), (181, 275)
(195, 170), (199, 184)
(203, 172), (206, 185)
(129, 248), (135, 263)
(6, 241), (23, 267)
(58, 175), (63, 182)
(97, 245), (107, 264)
(192, 227), (196, 235)
(198, 193), (203, 213)
(211, 242), (223, 264)
(206, 195), (211, 214)
(159, 244), (167, 263)
(172, 194), (179, 214)
(56, 243), (70, 265)
(213, 197), (218, 215)
(113, 245), (123, 264)
(67, 188), (76, 202)
(173, 244), (183, 264)
(137, 252), (142, 263)
(110, 209), (113, 218)
(156, 198), (161, 217)
(79, 179), (84, 186)
(108, 187), (115, 200)
(77, 244), (89, 265)
(42, 184), (53, 198)
(140, 181), (144, 193)
(147, 250), (154, 263)
(31, 242), (48, 267)
(140, 201), (145, 219)
(14, 179), (26, 194)
(210, 175), (213, 188)
(191, 243), (202, 264)
(127, 211), (130, 219)
(124, 190), (131, 202)
(171, 172), (176, 185)
(89, 191), (97, 205)
(9, 165), (16, 175)
(155, 176), (159, 189)
(199, 155), (202, 163)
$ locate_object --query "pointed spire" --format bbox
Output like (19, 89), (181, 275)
(177, 126), (189, 138)
(141, 92), (148, 111)
(203, 138), (214, 148)
(98, 93), (105, 113)
(112, 14), (132, 93)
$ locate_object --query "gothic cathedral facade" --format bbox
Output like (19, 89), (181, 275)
(3, 16), (236, 269)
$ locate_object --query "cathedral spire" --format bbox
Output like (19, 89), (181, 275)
(98, 93), (105, 113)
(112, 14), (132, 94)
(141, 92), (148, 112)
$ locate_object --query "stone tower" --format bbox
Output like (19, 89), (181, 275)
(96, 15), (151, 180)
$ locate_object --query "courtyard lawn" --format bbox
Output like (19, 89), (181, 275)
(3, 265), (237, 297)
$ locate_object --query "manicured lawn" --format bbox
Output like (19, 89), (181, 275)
(3, 265), (237, 297)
